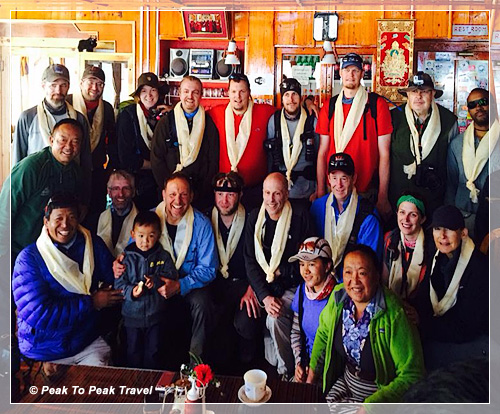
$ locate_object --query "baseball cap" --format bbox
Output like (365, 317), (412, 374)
(82, 65), (105, 82)
(341, 53), (363, 70)
(280, 78), (302, 96)
(328, 153), (355, 176)
(288, 237), (332, 262)
(42, 64), (70, 83)
(429, 205), (465, 231)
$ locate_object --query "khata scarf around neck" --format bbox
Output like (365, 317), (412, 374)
(174, 102), (206, 172)
(72, 89), (104, 152)
(388, 228), (425, 298)
(429, 235), (474, 316)
(136, 103), (154, 150)
(462, 119), (500, 203)
(97, 203), (138, 257)
(281, 107), (307, 189)
(253, 200), (292, 283)
(36, 100), (78, 146)
(211, 204), (245, 278)
(324, 189), (359, 269)
(333, 87), (368, 153)
(36, 225), (94, 295)
(224, 99), (254, 172)
(403, 100), (441, 179)
(156, 202), (194, 270)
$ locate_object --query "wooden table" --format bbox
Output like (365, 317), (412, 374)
(18, 364), (325, 405)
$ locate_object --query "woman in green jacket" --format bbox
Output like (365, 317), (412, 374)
(307, 244), (424, 403)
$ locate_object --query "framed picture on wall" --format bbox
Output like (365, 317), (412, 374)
(182, 9), (228, 39)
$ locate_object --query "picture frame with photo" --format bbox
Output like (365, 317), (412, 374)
(182, 9), (228, 39)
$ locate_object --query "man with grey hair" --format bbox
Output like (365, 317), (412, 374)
(97, 170), (138, 258)
(11, 63), (92, 206)
(244, 172), (312, 379)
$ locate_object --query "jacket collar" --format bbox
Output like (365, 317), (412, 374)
(333, 284), (386, 317)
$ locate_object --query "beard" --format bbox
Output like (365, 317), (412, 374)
(217, 203), (239, 217)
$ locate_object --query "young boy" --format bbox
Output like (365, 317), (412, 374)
(115, 211), (177, 369)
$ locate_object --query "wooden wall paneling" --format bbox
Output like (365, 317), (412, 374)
(452, 10), (489, 25)
(234, 11), (250, 40)
(275, 11), (315, 47)
(158, 10), (184, 39)
(383, 11), (412, 20)
(414, 10), (450, 39)
(75, 22), (133, 53)
(246, 11), (275, 99)
(335, 11), (380, 47)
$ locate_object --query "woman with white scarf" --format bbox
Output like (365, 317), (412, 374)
(414, 205), (489, 370)
(116, 72), (169, 210)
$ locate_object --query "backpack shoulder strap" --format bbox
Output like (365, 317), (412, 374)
(328, 94), (340, 121)
(348, 197), (377, 245)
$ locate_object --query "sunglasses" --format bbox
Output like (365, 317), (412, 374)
(299, 239), (328, 255)
(229, 73), (249, 82)
(467, 98), (488, 110)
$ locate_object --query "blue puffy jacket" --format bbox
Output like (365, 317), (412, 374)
(12, 232), (114, 361)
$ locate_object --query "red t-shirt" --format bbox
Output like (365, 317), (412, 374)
(209, 103), (275, 188)
(316, 95), (393, 192)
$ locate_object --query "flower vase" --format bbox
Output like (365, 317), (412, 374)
(185, 377), (207, 414)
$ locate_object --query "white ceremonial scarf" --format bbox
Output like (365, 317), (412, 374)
(174, 102), (206, 172)
(462, 120), (500, 203)
(333, 87), (369, 153)
(211, 204), (246, 278)
(254, 201), (292, 283)
(36, 225), (94, 295)
(388, 229), (425, 298)
(72, 89), (104, 152)
(36, 100), (78, 146)
(224, 99), (254, 171)
(324, 189), (359, 269)
(430, 235), (475, 316)
(136, 104), (154, 150)
(403, 101), (441, 179)
(281, 107), (307, 189)
(97, 203), (138, 257)
(156, 202), (194, 270)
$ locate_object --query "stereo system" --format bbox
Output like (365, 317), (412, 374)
(168, 48), (235, 81)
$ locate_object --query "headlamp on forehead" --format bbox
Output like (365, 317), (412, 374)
(214, 178), (241, 193)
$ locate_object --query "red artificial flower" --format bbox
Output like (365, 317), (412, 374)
(193, 364), (213, 386)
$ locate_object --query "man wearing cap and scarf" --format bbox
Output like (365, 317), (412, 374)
(316, 53), (393, 219)
(11, 63), (92, 207)
(390, 71), (458, 216)
(151, 75), (219, 213)
(244, 172), (312, 379)
(311, 152), (383, 275)
(265, 78), (319, 204)
(209, 171), (262, 366)
(116, 72), (169, 210)
(209, 74), (276, 210)
(67, 65), (117, 228)
(414, 205), (488, 370)
(445, 88), (500, 239)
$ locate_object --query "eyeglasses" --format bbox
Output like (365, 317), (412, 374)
(467, 98), (488, 110)
(85, 79), (105, 88)
(108, 186), (133, 193)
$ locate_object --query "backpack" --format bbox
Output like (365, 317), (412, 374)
(328, 92), (380, 140)
(347, 197), (377, 246)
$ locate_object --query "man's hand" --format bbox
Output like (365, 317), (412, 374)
(92, 287), (124, 310)
(157, 277), (180, 300)
(295, 363), (308, 383)
(309, 190), (318, 203)
(132, 281), (145, 298)
(262, 295), (283, 318)
(303, 96), (319, 118)
(144, 275), (154, 289)
(113, 253), (126, 279)
(376, 195), (392, 222)
(156, 104), (172, 114)
(306, 368), (317, 384)
(239, 285), (261, 319)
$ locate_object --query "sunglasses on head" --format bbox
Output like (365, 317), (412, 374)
(299, 239), (328, 256)
(467, 97), (488, 110)
(229, 73), (249, 82)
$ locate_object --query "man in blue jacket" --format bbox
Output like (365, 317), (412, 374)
(12, 194), (123, 375)
(310, 153), (383, 278)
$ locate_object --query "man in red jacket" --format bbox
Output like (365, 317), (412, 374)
(209, 74), (275, 210)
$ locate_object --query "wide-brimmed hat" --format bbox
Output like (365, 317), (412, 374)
(289, 237), (332, 262)
(398, 71), (443, 99)
(428, 205), (465, 231)
(130, 72), (168, 97)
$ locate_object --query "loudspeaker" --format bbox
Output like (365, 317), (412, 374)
(170, 49), (190, 78)
(214, 50), (234, 80)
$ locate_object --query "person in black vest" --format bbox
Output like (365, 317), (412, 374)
(390, 72), (458, 217)
(151, 75), (219, 213)
(310, 153), (383, 279)
(265, 78), (319, 208)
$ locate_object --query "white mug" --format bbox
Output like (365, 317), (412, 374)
(243, 369), (267, 402)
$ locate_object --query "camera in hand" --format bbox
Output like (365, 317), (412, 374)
(415, 163), (441, 191)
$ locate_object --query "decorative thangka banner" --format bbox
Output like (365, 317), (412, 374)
(376, 19), (415, 102)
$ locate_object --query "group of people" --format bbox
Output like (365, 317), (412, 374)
(4, 50), (495, 404)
